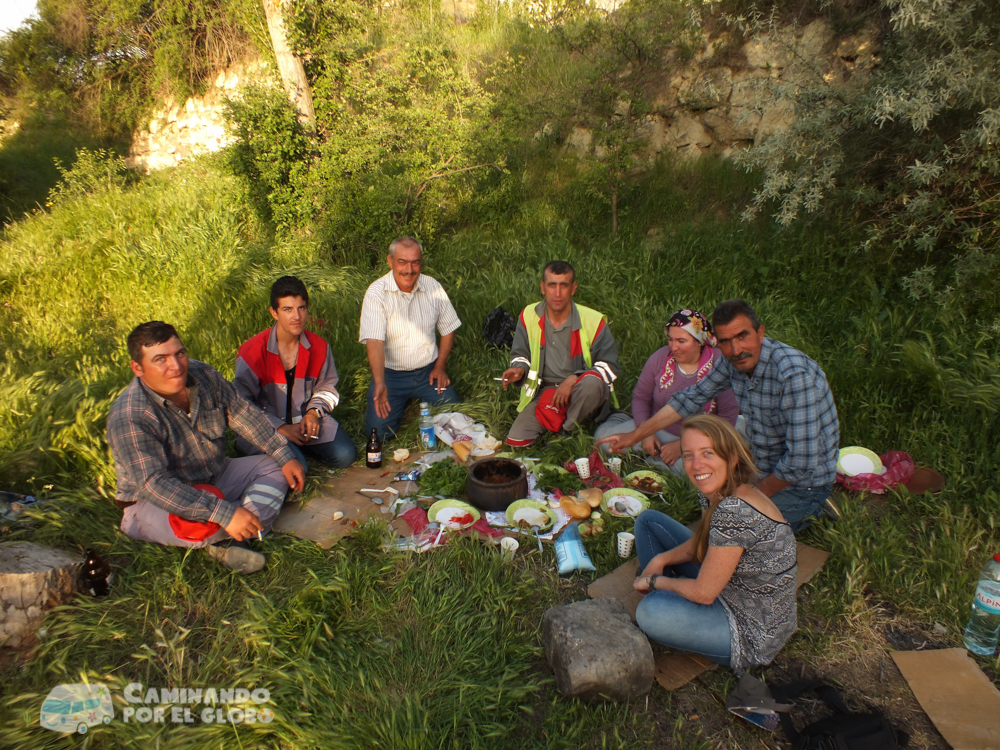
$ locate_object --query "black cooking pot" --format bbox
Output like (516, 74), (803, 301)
(465, 458), (529, 512)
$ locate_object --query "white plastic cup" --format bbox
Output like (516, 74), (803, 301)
(608, 457), (622, 476)
(575, 457), (591, 479)
(500, 537), (519, 560)
(617, 531), (635, 558)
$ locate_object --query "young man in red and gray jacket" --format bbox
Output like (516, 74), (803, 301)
(500, 260), (620, 447)
(234, 276), (357, 469)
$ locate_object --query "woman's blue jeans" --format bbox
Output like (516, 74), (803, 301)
(633, 509), (732, 666)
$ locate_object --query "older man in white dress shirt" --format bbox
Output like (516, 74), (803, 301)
(359, 237), (462, 439)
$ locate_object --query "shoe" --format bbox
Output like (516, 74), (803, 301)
(821, 496), (842, 522)
(204, 540), (266, 574)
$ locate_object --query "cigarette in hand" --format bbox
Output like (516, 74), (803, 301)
(257, 530), (263, 541)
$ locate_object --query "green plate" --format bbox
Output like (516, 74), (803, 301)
(601, 488), (650, 517)
(427, 499), (480, 529)
(837, 446), (883, 477)
(505, 499), (558, 531)
(624, 470), (668, 495)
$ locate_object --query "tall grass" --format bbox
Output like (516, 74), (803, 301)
(1, 147), (998, 747)
(0, 111), (123, 224)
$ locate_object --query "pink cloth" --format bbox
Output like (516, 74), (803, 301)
(402, 506), (429, 534)
(836, 450), (914, 495)
(565, 449), (624, 490)
(471, 517), (504, 538)
(399, 505), (503, 539)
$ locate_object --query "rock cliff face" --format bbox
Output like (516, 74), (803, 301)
(127, 62), (276, 174)
(127, 18), (879, 172)
(568, 18), (880, 161)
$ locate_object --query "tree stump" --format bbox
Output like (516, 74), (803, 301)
(0, 542), (82, 648)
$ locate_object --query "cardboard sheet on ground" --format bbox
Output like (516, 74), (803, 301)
(273, 465), (411, 548)
(796, 543), (830, 588)
(654, 651), (718, 691)
(588, 542), (830, 690)
(588, 557), (643, 619)
(891, 648), (1000, 750)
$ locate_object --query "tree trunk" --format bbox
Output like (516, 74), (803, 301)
(262, 0), (316, 130)
(0, 542), (82, 648)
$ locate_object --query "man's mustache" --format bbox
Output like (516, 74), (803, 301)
(729, 352), (752, 362)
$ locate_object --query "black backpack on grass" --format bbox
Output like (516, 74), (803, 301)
(771, 680), (907, 750)
(482, 306), (516, 349)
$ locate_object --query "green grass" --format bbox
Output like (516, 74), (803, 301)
(0, 111), (125, 225)
(1, 150), (999, 747)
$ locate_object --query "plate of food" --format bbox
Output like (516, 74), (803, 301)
(427, 499), (480, 529)
(837, 447), (883, 477)
(601, 488), (649, 517)
(505, 499), (558, 531)
(624, 470), (667, 495)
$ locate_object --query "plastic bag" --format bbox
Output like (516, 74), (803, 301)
(836, 450), (914, 494)
(431, 412), (502, 453)
(482, 306), (516, 349)
(555, 522), (596, 574)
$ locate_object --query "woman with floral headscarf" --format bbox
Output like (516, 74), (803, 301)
(595, 309), (740, 475)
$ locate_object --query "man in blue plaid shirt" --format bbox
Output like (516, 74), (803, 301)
(107, 321), (306, 573)
(598, 299), (839, 531)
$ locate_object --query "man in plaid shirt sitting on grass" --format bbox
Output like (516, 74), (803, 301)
(598, 299), (840, 532)
(107, 321), (306, 573)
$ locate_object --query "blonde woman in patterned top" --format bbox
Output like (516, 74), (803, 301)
(632, 413), (798, 671)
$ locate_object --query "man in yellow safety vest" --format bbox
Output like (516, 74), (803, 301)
(500, 260), (620, 447)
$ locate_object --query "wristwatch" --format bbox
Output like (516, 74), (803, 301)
(308, 407), (323, 419)
(648, 574), (660, 591)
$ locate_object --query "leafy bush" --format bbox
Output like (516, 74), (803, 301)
(223, 84), (311, 228)
(0, 0), (264, 139)
(733, 0), (1000, 327)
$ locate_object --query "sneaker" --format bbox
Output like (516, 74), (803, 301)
(204, 541), (266, 574)
(821, 496), (842, 522)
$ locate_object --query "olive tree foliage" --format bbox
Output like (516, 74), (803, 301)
(222, 0), (501, 258)
(0, 0), (265, 138)
(511, 0), (701, 235)
(733, 0), (1000, 324)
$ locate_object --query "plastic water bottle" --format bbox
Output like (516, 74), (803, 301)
(963, 552), (1000, 656)
(419, 402), (436, 449)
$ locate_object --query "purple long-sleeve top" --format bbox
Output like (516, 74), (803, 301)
(632, 346), (739, 436)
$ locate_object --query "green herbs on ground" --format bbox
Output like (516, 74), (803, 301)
(534, 465), (585, 495)
(417, 458), (468, 497)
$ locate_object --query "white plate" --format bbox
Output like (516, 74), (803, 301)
(839, 453), (875, 476)
(604, 495), (644, 517)
(512, 508), (550, 527)
(437, 508), (472, 527)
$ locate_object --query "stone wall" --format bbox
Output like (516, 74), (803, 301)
(128, 18), (880, 172)
(565, 18), (880, 162)
(127, 61), (276, 174)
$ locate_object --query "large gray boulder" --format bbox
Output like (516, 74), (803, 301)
(543, 598), (654, 702)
